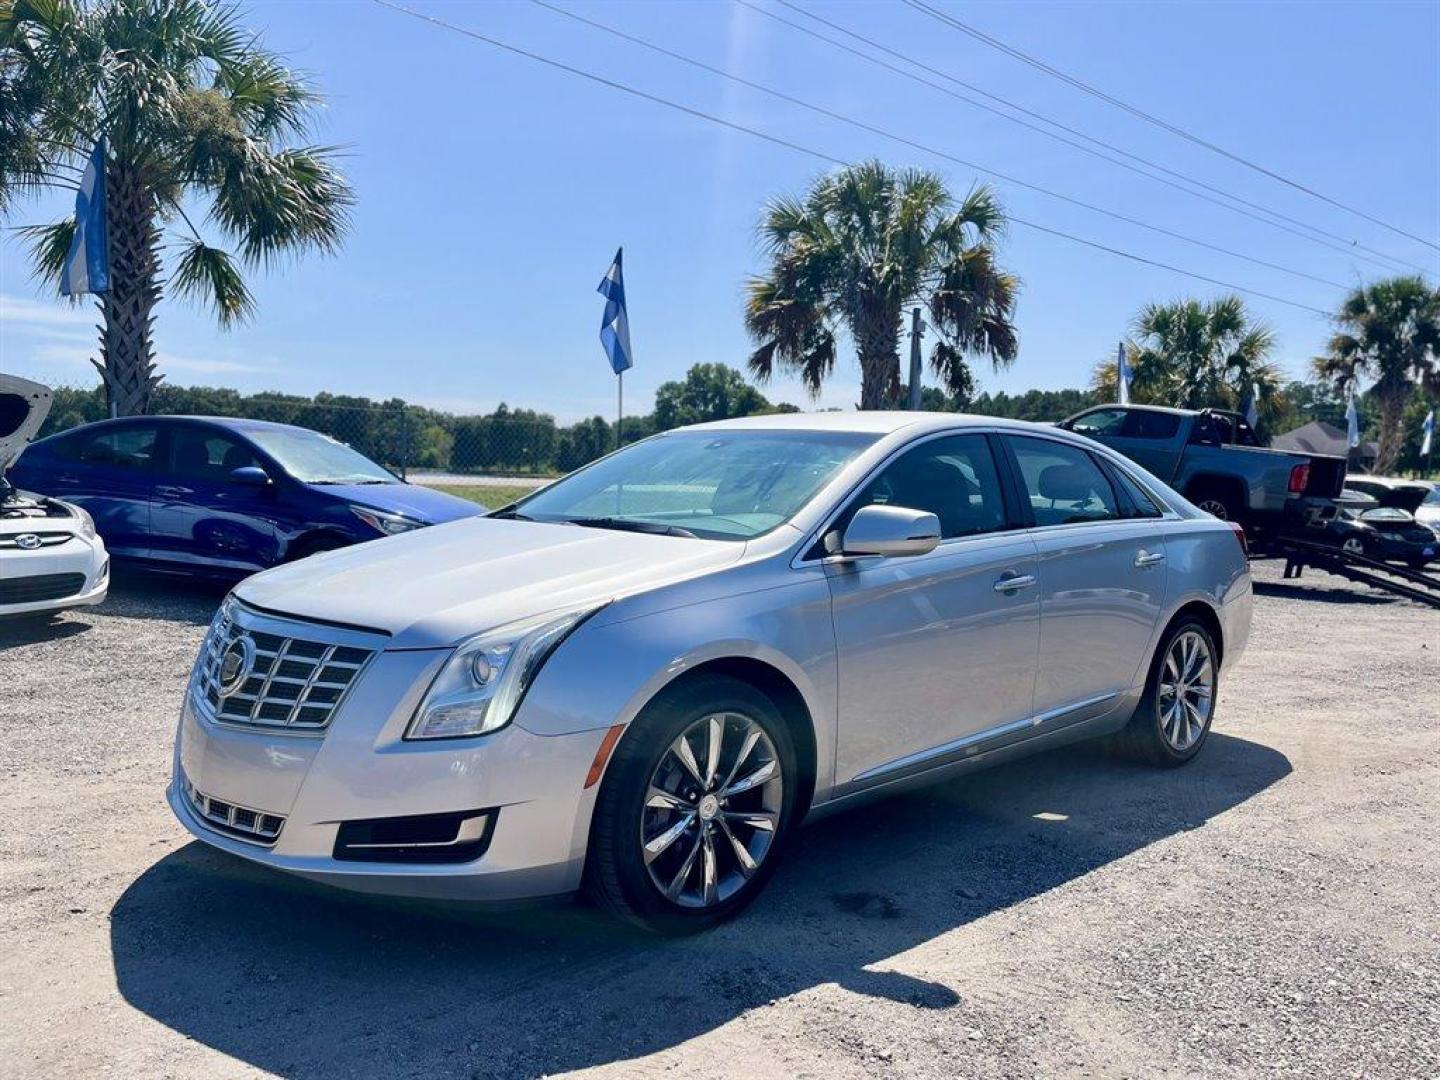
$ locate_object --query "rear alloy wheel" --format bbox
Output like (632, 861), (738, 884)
(1340, 536), (1368, 558)
(585, 674), (797, 933)
(1115, 618), (1218, 766)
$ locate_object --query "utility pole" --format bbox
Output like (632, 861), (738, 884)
(907, 306), (925, 411)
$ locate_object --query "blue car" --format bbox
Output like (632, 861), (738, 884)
(10, 416), (483, 577)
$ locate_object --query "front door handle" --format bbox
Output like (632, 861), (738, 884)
(1135, 550), (1166, 568)
(154, 485), (192, 499)
(993, 572), (1037, 593)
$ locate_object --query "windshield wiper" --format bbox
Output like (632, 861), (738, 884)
(489, 508), (535, 521)
(566, 516), (697, 538)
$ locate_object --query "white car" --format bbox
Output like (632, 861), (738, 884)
(0, 376), (109, 617)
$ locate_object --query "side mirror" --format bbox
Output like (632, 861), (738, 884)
(841, 504), (941, 558)
(229, 465), (271, 487)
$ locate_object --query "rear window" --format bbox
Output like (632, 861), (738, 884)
(1121, 411), (1181, 440)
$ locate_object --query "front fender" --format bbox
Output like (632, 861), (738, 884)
(513, 569), (838, 779)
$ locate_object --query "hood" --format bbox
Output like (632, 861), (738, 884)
(235, 516), (746, 648)
(319, 481), (486, 524)
(1367, 484), (1430, 514)
(0, 375), (52, 473)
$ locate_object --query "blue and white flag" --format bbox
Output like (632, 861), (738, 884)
(1422, 408), (1435, 457)
(60, 140), (110, 296)
(596, 247), (633, 375)
(1345, 385), (1360, 449)
(1117, 341), (1131, 405)
(1245, 382), (1260, 428)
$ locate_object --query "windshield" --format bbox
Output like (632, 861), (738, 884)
(246, 427), (397, 484)
(508, 429), (879, 540)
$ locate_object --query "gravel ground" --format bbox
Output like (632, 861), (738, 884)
(1, 561), (1436, 1079)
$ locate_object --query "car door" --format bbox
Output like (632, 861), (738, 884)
(825, 432), (1041, 791)
(48, 422), (162, 558)
(1002, 434), (1168, 720)
(150, 423), (281, 570)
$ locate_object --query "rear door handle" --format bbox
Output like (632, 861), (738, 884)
(993, 573), (1037, 593)
(1135, 550), (1166, 568)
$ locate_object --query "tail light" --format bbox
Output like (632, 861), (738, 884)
(1228, 521), (1249, 560)
(1287, 463), (1310, 494)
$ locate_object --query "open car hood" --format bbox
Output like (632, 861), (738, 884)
(1368, 485), (1430, 514)
(0, 375), (53, 473)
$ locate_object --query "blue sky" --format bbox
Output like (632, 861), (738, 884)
(2, 0), (1437, 421)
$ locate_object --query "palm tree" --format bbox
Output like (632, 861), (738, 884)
(1, 0), (352, 416)
(1092, 296), (1286, 426)
(745, 161), (1019, 410)
(1313, 276), (1440, 474)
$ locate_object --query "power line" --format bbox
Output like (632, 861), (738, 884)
(368, 0), (1331, 317)
(530, 0), (1347, 290)
(900, 0), (1440, 253)
(753, 0), (1429, 276)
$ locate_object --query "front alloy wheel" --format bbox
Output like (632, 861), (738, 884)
(584, 674), (797, 933)
(641, 713), (783, 908)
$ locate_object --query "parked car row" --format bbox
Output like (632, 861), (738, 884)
(166, 411), (1253, 932)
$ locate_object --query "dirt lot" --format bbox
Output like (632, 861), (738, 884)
(1, 561), (1436, 1080)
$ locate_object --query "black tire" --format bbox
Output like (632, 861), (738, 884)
(583, 673), (799, 935)
(1187, 484), (1241, 523)
(1113, 616), (1219, 767)
(286, 533), (348, 562)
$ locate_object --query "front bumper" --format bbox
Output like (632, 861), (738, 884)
(0, 534), (109, 615)
(169, 640), (611, 903)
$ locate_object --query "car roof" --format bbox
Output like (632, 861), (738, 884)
(40, 414), (309, 439)
(681, 410), (1065, 437)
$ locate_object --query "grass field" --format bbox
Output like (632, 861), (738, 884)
(432, 483), (539, 509)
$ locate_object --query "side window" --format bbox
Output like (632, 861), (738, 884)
(845, 434), (1008, 540)
(167, 427), (261, 480)
(1108, 463), (1164, 519)
(1008, 437), (1121, 527)
(1120, 411), (1181, 440)
(73, 425), (159, 470)
(1069, 409), (1129, 437)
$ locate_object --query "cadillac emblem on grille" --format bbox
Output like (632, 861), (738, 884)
(217, 635), (256, 697)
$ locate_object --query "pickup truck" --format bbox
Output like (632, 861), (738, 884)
(1058, 404), (1347, 531)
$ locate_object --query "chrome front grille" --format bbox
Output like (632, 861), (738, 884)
(183, 774), (285, 844)
(192, 599), (383, 732)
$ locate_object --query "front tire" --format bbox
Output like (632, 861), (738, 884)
(1114, 617), (1219, 767)
(584, 674), (798, 934)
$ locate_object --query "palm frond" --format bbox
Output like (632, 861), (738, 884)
(15, 217), (76, 293)
(169, 235), (254, 325)
(206, 142), (352, 265)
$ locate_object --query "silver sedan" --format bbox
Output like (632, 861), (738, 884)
(169, 413), (1252, 933)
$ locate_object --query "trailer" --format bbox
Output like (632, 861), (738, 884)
(1264, 535), (1440, 610)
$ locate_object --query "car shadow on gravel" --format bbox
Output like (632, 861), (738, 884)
(110, 732), (1290, 1080)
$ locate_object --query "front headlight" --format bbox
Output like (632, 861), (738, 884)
(351, 505), (425, 536)
(405, 606), (602, 740)
(74, 504), (96, 540)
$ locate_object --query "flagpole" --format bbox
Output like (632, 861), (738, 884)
(617, 370), (623, 451)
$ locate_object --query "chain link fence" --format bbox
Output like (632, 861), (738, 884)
(37, 384), (638, 481)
